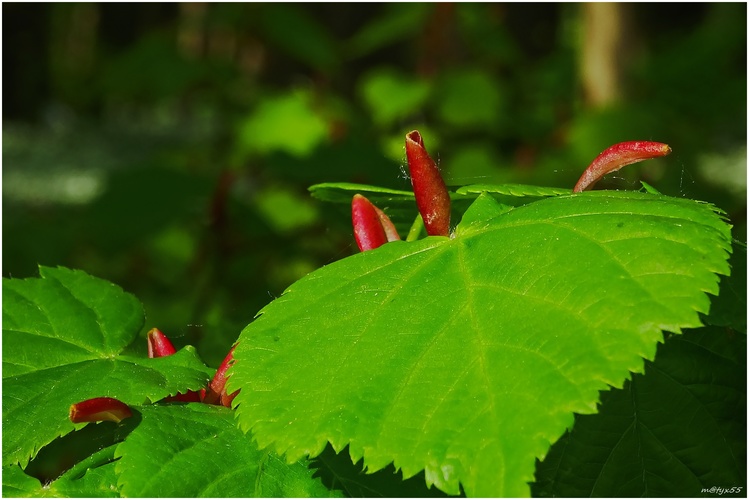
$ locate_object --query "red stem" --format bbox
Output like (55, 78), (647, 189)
(203, 345), (239, 407)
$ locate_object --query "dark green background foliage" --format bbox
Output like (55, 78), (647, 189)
(4, 3), (746, 364)
(2, 4), (746, 495)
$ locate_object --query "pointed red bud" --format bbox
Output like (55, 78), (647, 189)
(147, 328), (177, 358)
(147, 328), (201, 402)
(405, 131), (451, 237)
(351, 195), (400, 251)
(70, 397), (132, 424)
(203, 345), (239, 407)
(573, 141), (672, 193)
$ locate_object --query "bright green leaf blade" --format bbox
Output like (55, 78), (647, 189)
(3, 266), (143, 377)
(532, 326), (746, 497)
(455, 182), (571, 199)
(2, 267), (212, 467)
(2, 465), (48, 498)
(232, 191), (731, 497)
(3, 453), (120, 498)
(115, 404), (340, 497)
(50, 446), (120, 498)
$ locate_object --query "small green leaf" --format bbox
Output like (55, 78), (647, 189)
(237, 90), (329, 159)
(232, 191), (731, 497)
(115, 404), (339, 497)
(435, 69), (506, 128)
(309, 182), (416, 205)
(2, 267), (212, 467)
(359, 69), (432, 127)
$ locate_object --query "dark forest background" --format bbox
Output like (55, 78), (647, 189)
(4, 3), (746, 365)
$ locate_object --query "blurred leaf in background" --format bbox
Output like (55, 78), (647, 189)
(3, 3), (746, 371)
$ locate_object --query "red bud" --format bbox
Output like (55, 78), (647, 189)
(147, 328), (201, 402)
(202, 346), (239, 407)
(352, 194), (399, 251)
(69, 397), (132, 424)
(352, 194), (388, 251)
(404, 131), (451, 237)
(573, 141), (672, 193)
(147, 328), (177, 358)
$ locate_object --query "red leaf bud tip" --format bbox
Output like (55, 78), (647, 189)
(352, 194), (389, 251)
(147, 327), (177, 358)
(573, 141), (672, 193)
(203, 345), (240, 407)
(373, 205), (401, 243)
(404, 130), (451, 237)
(69, 397), (132, 424)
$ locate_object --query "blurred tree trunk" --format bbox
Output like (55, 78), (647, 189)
(580, 3), (634, 108)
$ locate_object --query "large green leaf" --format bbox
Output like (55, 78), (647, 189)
(2, 266), (212, 467)
(115, 404), (339, 497)
(532, 325), (746, 497)
(231, 191), (731, 497)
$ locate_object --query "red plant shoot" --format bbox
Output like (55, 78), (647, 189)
(70, 397), (132, 424)
(352, 194), (400, 251)
(573, 141), (672, 193)
(404, 130), (451, 237)
(202, 345), (239, 407)
(147, 327), (177, 358)
(146, 327), (201, 402)
(352, 194), (389, 251)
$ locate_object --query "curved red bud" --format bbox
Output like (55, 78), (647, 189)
(573, 141), (672, 193)
(147, 328), (177, 358)
(203, 345), (239, 407)
(352, 194), (389, 251)
(70, 397), (132, 424)
(405, 131), (451, 236)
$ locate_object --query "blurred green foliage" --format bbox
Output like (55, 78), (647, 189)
(3, 3), (746, 368)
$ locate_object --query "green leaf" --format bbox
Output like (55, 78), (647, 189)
(359, 69), (432, 127)
(232, 191), (731, 497)
(706, 242), (746, 332)
(455, 182), (572, 199)
(115, 404), (339, 497)
(435, 69), (506, 128)
(2, 266), (212, 467)
(2, 465), (48, 498)
(2, 450), (120, 498)
(311, 444), (450, 498)
(237, 90), (329, 159)
(532, 325), (746, 497)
